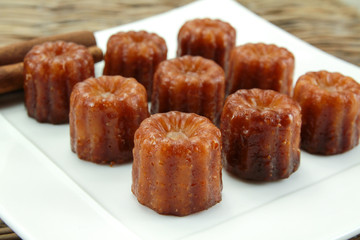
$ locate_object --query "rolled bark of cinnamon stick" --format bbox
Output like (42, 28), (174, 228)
(88, 46), (103, 63)
(0, 46), (103, 94)
(0, 31), (96, 66)
(0, 62), (24, 95)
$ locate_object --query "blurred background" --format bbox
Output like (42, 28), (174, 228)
(0, 0), (359, 239)
(0, 0), (359, 65)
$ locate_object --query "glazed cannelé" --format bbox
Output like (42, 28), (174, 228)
(70, 75), (149, 164)
(221, 89), (301, 181)
(226, 43), (294, 96)
(103, 31), (167, 100)
(293, 71), (360, 155)
(151, 55), (225, 124)
(132, 111), (222, 216)
(177, 18), (236, 72)
(24, 41), (94, 123)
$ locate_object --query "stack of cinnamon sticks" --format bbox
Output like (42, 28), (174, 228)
(0, 31), (103, 94)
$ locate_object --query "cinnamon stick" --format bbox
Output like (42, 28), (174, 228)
(88, 46), (103, 63)
(0, 46), (103, 94)
(0, 62), (23, 94)
(0, 31), (96, 66)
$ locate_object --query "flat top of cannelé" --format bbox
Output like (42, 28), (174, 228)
(106, 30), (167, 56)
(155, 55), (224, 84)
(223, 88), (301, 126)
(178, 18), (236, 40)
(135, 111), (221, 146)
(295, 70), (360, 96)
(24, 40), (91, 66)
(71, 75), (147, 107)
(232, 43), (294, 62)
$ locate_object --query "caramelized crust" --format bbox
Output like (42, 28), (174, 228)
(132, 111), (222, 216)
(151, 55), (225, 124)
(24, 41), (94, 123)
(177, 18), (236, 72)
(103, 31), (167, 100)
(226, 43), (294, 96)
(221, 89), (301, 181)
(293, 71), (360, 155)
(70, 76), (149, 164)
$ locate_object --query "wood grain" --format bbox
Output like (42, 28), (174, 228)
(0, 0), (358, 65)
(238, 0), (360, 66)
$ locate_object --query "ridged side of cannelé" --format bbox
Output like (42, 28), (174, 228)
(132, 111), (222, 216)
(70, 76), (149, 164)
(177, 18), (236, 72)
(24, 41), (94, 123)
(221, 89), (301, 181)
(226, 43), (294, 96)
(151, 56), (225, 124)
(293, 71), (360, 155)
(103, 31), (167, 100)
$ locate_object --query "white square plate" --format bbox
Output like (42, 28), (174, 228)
(1, 0), (360, 239)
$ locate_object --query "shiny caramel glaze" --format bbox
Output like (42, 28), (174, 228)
(70, 76), (149, 164)
(151, 55), (225, 124)
(177, 18), (236, 72)
(293, 71), (360, 155)
(132, 111), (222, 216)
(226, 43), (294, 96)
(103, 31), (167, 101)
(221, 89), (301, 181)
(24, 41), (94, 124)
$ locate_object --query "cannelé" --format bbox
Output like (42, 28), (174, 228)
(151, 55), (225, 124)
(293, 70), (360, 155)
(70, 75), (149, 164)
(24, 41), (94, 123)
(226, 43), (294, 96)
(177, 18), (236, 72)
(132, 111), (222, 216)
(103, 31), (167, 100)
(221, 89), (301, 181)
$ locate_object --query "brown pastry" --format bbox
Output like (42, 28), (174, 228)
(151, 55), (225, 124)
(226, 43), (294, 96)
(177, 18), (236, 72)
(103, 31), (167, 100)
(24, 41), (94, 124)
(221, 89), (301, 181)
(293, 70), (360, 155)
(70, 75), (149, 164)
(132, 111), (222, 216)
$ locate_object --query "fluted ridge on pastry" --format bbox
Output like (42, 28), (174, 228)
(177, 18), (236, 72)
(151, 55), (225, 124)
(24, 41), (94, 123)
(226, 43), (294, 96)
(70, 75), (149, 164)
(221, 89), (301, 181)
(103, 31), (167, 100)
(293, 70), (360, 155)
(132, 111), (222, 216)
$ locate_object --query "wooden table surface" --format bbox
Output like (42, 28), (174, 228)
(0, 0), (359, 239)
